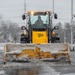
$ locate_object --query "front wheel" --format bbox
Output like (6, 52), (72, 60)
(20, 34), (30, 43)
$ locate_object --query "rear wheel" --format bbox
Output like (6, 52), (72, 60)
(52, 37), (60, 43)
(4, 62), (6, 64)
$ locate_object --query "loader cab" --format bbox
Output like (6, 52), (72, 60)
(28, 11), (51, 43)
(28, 11), (50, 30)
(21, 11), (60, 43)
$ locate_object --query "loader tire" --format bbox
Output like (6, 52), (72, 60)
(20, 34), (30, 43)
(68, 61), (71, 65)
(4, 62), (6, 64)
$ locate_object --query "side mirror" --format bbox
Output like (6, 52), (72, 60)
(22, 14), (26, 20)
(21, 26), (26, 30)
(21, 26), (28, 32)
(54, 13), (57, 19)
(54, 26), (59, 30)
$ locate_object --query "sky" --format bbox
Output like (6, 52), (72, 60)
(0, 0), (75, 26)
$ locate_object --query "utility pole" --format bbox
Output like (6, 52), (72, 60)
(64, 24), (67, 43)
(52, 0), (54, 27)
(24, 0), (27, 33)
(71, 0), (73, 45)
(53, 0), (54, 13)
(64, 24), (66, 43)
(24, 0), (26, 13)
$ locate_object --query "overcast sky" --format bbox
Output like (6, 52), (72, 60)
(0, 0), (75, 26)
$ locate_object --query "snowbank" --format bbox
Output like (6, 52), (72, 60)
(0, 43), (5, 64)
(63, 73), (75, 75)
(0, 49), (4, 64)
(0, 70), (4, 75)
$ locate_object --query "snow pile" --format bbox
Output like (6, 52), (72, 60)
(62, 73), (75, 75)
(0, 70), (4, 75)
(0, 43), (5, 64)
(6, 50), (22, 54)
(38, 43), (69, 53)
(0, 49), (4, 64)
(5, 43), (69, 54)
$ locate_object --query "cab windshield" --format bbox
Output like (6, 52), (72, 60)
(30, 14), (49, 29)
(30, 15), (49, 25)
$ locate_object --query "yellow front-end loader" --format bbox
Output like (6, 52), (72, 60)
(4, 11), (71, 64)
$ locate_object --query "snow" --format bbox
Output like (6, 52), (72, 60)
(38, 63), (61, 75)
(63, 73), (75, 75)
(4, 43), (69, 53)
(0, 49), (4, 64)
(6, 50), (22, 54)
(3, 62), (60, 75)
(0, 70), (4, 74)
(0, 43), (5, 50)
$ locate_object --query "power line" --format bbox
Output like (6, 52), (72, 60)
(1, 12), (72, 21)
(0, 9), (24, 12)
(0, 2), (74, 9)
(0, 3), (24, 7)
(0, 2), (73, 23)
(4, 16), (21, 18)
(0, 8), (74, 15)
(0, 2), (75, 13)
(2, 14), (71, 19)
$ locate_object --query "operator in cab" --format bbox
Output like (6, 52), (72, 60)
(35, 15), (43, 26)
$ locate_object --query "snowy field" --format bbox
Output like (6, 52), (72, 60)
(0, 43), (5, 64)
(0, 43), (75, 75)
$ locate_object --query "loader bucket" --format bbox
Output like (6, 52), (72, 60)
(4, 43), (71, 64)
